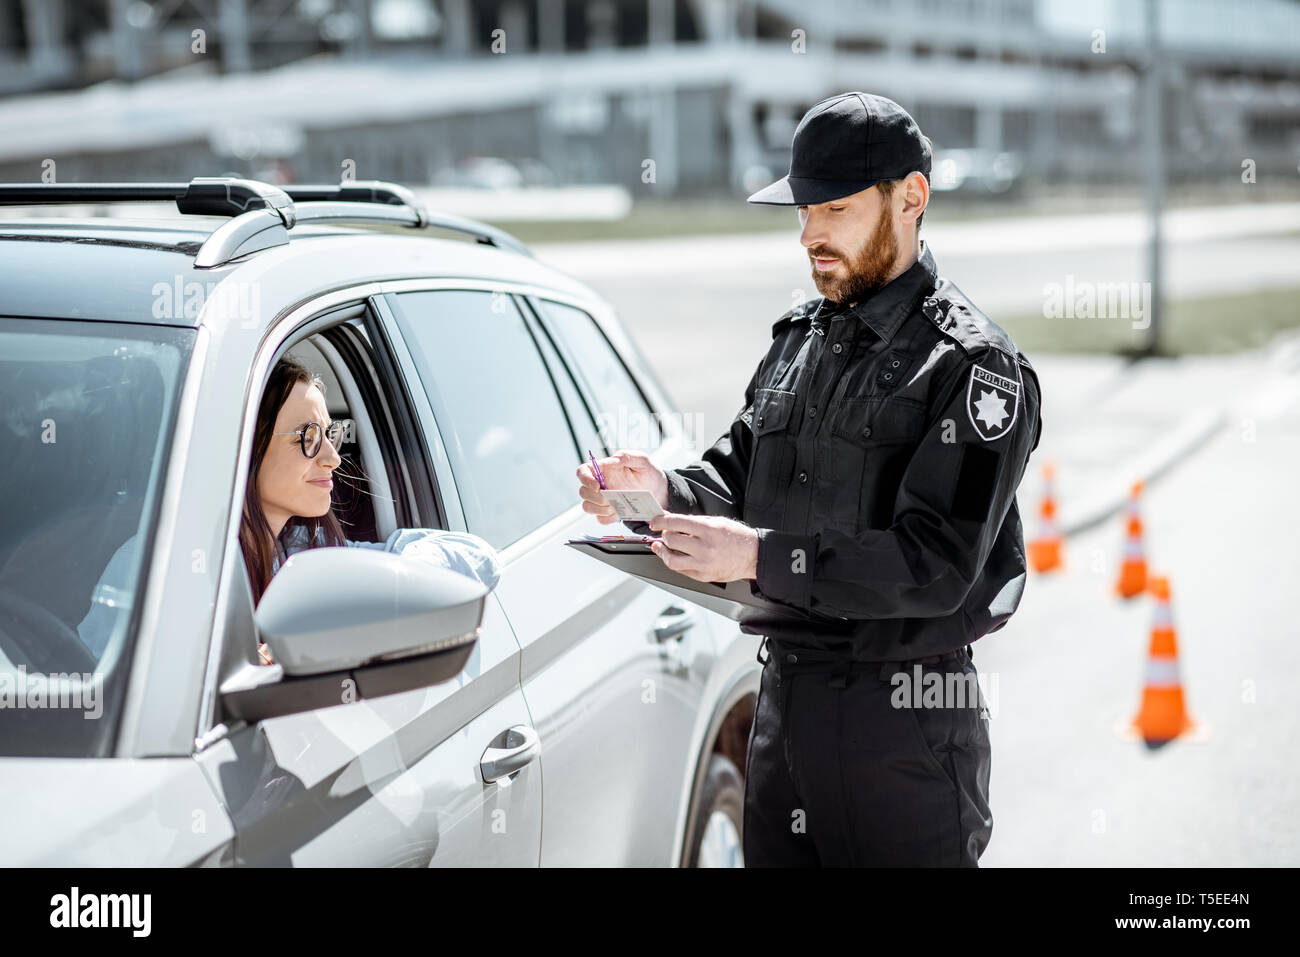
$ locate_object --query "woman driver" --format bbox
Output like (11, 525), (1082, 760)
(244, 356), (501, 664)
(79, 357), (501, 663)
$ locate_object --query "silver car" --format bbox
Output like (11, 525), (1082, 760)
(0, 178), (758, 867)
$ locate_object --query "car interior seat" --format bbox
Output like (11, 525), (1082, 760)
(0, 350), (164, 669)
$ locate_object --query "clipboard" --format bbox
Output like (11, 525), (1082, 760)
(564, 537), (845, 626)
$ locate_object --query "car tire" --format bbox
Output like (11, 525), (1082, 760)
(687, 753), (745, 867)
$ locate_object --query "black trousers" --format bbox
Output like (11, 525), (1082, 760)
(743, 639), (993, 867)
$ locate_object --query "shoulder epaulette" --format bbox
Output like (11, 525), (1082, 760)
(919, 278), (1018, 357)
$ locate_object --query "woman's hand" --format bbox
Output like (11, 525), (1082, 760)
(258, 642), (275, 665)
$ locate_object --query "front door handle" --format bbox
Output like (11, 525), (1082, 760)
(653, 605), (696, 643)
(480, 725), (540, 784)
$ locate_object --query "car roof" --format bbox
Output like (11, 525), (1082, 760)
(0, 218), (232, 324)
(0, 216), (598, 326)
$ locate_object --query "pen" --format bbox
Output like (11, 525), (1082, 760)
(588, 449), (659, 539)
(587, 449), (607, 489)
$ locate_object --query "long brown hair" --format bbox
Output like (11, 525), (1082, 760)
(240, 357), (346, 605)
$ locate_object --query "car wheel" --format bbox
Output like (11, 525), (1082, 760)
(688, 754), (745, 867)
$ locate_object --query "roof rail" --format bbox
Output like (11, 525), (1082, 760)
(283, 181), (421, 207)
(0, 177), (296, 222)
(0, 176), (533, 267)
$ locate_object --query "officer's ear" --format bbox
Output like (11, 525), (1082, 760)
(898, 171), (929, 230)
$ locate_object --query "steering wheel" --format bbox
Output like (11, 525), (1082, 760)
(0, 586), (99, 675)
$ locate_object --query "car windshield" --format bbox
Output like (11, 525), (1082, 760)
(0, 318), (194, 757)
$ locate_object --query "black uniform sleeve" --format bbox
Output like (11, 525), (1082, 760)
(661, 357), (762, 521)
(753, 346), (1040, 619)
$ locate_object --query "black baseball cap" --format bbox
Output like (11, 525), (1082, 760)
(747, 92), (932, 206)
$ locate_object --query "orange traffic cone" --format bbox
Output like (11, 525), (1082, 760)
(1115, 481), (1148, 599)
(1028, 461), (1063, 573)
(1130, 576), (1197, 749)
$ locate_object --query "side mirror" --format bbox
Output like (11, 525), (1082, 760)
(219, 547), (487, 723)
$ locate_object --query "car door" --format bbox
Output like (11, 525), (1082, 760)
(194, 302), (541, 867)
(383, 286), (709, 866)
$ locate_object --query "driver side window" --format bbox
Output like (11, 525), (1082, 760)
(212, 312), (425, 678)
(211, 310), (501, 673)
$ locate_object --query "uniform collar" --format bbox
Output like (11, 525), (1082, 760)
(812, 240), (938, 344)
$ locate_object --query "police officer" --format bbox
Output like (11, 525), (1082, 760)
(576, 92), (1042, 866)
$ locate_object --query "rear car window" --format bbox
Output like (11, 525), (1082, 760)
(534, 299), (662, 451)
(0, 318), (193, 756)
(390, 290), (583, 549)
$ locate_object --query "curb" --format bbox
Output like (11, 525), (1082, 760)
(1051, 329), (1300, 538)
(1057, 403), (1228, 538)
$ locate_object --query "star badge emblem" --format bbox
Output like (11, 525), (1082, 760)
(966, 364), (1020, 440)
(973, 389), (1008, 431)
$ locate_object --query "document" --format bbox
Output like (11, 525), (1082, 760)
(598, 489), (663, 523)
(564, 536), (846, 626)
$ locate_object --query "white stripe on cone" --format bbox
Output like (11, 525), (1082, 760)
(1143, 656), (1181, 688)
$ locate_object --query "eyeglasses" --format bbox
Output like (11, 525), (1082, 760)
(273, 420), (346, 458)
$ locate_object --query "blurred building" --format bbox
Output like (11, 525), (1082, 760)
(0, 0), (1297, 194)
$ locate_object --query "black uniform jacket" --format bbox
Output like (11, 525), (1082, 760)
(663, 240), (1043, 662)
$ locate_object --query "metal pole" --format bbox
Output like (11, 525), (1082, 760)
(648, 0), (678, 195)
(1142, 0), (1164, 356)
(218, 0), (252, 73)
(110, 0), (142, 80)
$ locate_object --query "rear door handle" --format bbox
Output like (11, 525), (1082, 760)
(653, 605), (696, 643)
(480, 725), (541, 784)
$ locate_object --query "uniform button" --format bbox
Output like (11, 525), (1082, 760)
(883, 372), (893, 380)
(862, 426), (872, 438)
(832, 342), (843, 354)
(757, 415), (764, 426)
(798, 470), (808, 484)
(786, 653), (798, 664)
(891, 359), (901, 368)
(808, 406), (817, 418)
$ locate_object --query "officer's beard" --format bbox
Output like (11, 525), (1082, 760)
(808, 208), (900, 306)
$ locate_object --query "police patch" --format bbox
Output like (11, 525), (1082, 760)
(966, 364), (1019, 441)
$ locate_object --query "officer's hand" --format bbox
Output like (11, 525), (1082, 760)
(576, 450), (669, 524)
(647, 513), (759, 582)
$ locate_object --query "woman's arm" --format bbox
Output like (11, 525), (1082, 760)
(345, 528), (503, 592)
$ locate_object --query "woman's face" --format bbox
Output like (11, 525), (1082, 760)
(257, 379), (341, 538)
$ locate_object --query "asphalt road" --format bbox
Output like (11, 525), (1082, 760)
(980, 348), (1300, 865)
